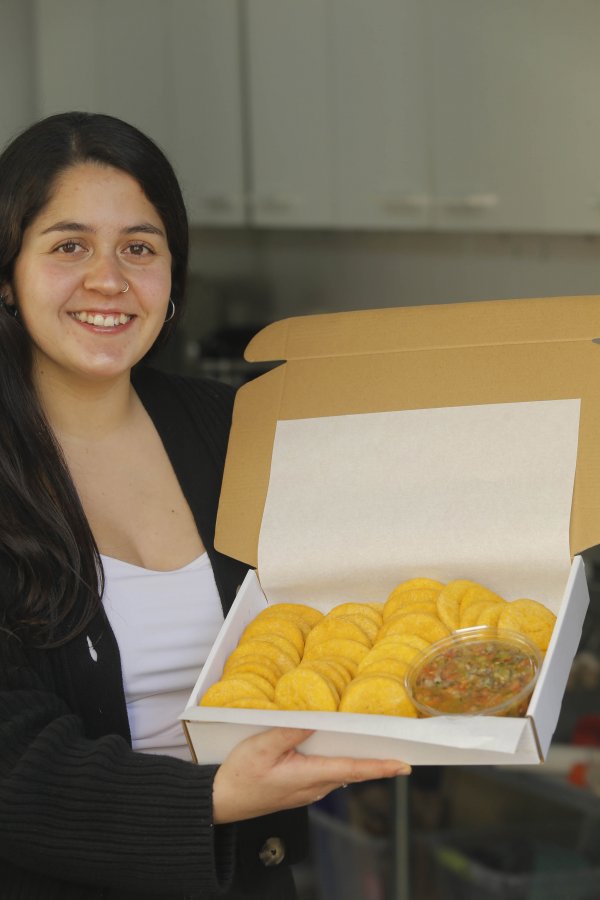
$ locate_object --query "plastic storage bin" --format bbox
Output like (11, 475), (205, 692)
(419, 824), (600, 900)
(308, 806), (392, 900)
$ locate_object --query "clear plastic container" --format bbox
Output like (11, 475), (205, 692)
(405, 626), (542, 717)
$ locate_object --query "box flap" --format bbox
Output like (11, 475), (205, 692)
(245, 294), (600, 361)
(217, 296), (600, 567)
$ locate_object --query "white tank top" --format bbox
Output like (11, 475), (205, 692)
(101, 552), (224, 760)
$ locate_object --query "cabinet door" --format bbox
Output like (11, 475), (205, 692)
(34, 0), (169, 138)
(33, 0), (245, 225)
(331, 0), (430, 229)
(428, 0), (600, 233)
(245, 0), (333, 226)
(0, 0), (36, 152)
(168, 0), (245, 225)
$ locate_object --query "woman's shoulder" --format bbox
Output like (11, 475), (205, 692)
(133, 366), (236, 425)
(132, 366), (237, 455)
(132, 365), (236, 405)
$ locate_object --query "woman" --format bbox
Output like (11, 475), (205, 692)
(0, 112), (410, 899)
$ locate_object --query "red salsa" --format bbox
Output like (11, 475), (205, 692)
(410, 634), (539, 716)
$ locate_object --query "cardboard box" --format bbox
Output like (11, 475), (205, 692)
(181, 295), (598, 765)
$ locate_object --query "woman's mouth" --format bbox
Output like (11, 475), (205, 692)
(70, 311), (133, 328)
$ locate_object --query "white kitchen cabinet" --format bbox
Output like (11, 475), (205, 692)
(244, 0), (333, 227)
(168, 1), (245, 225)
(330, 0), (430, 230)
(0, 0), (36, 153)
(34, 0), (168, 142)
(428, 0), (600, 233)
(329, 0), (600, 234)
(33, 0), (245, 226)
(245, 0), (600, 234)
(29, 0), (600, 234)
(243, 0), (431, 230)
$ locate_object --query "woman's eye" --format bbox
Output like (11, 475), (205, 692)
(126, 242), (153, 257)
(56, 240), (83, 254)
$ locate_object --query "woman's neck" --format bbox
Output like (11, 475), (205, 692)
(33, 362), (137, 441)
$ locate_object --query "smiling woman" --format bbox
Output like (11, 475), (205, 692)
(12, 162), (173, 387)
(0, 112), (409, 900)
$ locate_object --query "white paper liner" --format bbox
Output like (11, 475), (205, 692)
(258, 400), (580, 610)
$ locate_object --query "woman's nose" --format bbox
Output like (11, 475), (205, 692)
(82, 254), (124, 296)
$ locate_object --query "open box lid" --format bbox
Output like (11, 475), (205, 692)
(215, 295), (600, 569)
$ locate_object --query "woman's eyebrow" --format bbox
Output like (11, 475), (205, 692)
(41, 221), (91, 234)
(40, 221), (165, 236)
(122, 223), (165, 237)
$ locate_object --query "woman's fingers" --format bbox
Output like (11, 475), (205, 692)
(300, 754), (411, 784)
(250, 726), (411, 781)
(250, 726), (316, 760)
(250, 727), (411, 778)
(212, 726), (411, 824)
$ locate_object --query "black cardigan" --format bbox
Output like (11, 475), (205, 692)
(0, 367), (307, 899)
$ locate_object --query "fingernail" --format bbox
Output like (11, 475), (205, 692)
(395, 764), (412, 775)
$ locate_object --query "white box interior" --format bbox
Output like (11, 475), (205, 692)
(181, 400), (589, 765)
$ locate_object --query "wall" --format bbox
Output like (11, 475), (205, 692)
(188, 228), (600, 329)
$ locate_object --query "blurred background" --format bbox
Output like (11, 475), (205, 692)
(6, 2), (600, 897)
(6, 0), (600, 384)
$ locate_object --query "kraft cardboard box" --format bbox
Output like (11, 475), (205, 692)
(181, 295), (598, 765)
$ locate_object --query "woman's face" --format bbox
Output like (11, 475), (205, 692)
(10, 162), (172, 385)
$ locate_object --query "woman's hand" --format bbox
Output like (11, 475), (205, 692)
(212, 727), (411, 824)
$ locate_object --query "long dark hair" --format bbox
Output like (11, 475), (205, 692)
(0, 112), (189, 646)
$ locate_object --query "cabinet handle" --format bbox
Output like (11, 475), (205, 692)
(381, 193), (431, 213)
(201, 194), (237, 213)
(253, 194), (296, 214)
(438, 193), (499, 211)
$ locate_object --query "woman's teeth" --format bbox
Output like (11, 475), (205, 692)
(71, 312), (132, 327)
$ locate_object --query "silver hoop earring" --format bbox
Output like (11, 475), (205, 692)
(164, 298), (175, 323)
(121, 281), (129, 293)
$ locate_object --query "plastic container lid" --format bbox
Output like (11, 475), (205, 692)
(405, 626), (542, 717)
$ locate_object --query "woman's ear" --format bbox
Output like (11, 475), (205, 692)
(0, 285), (17, 315)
